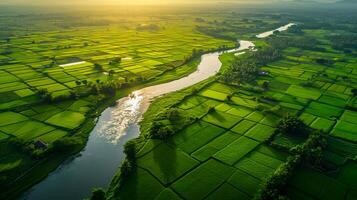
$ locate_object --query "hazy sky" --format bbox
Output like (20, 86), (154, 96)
(0, 0), (339, 5)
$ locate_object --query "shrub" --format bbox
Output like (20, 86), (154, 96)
(257, 155), (301, 200)
(226, 93), (233, 101)
(124, 140), (136, 162)
(352, 88), (357, 96)
(150, 122), (174, 139)
(90, 188), (106, 200)
(120, 159), (134, 178)
(50, 137), (82, 153)
(277, 114), (307, 136)
(208, 106), (216, 113)
(291, 130), (327, 167)
(94, 63), (103, 71)
(166, 108), (180, 121)
(109, 57), (122, 65)
(38, 88), (51, 102)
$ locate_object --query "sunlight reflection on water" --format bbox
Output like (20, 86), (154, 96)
(98, 91), (144, 144)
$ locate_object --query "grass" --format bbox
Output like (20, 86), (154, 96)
(235, 158), (276, 180)
(288, 167), (348, 200)
(340, 110), (357, 124)
(310, 117), (335, 132)
(244, 123), (275, 142)
(205, 183), (250, 200)
(172, 159), (235, 200)
(213, 136), (259, 165)
(202, 111), (242, 129)
(112, 168), (164, 200)
(0, 120), (55, 141)
(192, 131), (241, 162)
(228, 169), (261, 195)
(0, 112), (28, 126)
(199, 89), (228, 101)
(231, 120), (256, 134)
(46, 111), (85, 129)
(154, 189), (181, 200)
(176, 123), (225, 154)
(36, 129), (68, 144)
(285, 85), (322, 100)
(2, 8), (357, 200)
(136, 143), (199, 185)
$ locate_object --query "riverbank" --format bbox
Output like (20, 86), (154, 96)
(105, 23), (295, 200)
(16, 46), (237, 200)
(19, 23), (289, 200)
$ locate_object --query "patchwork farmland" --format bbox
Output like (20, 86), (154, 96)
(107, 11), (357, 200)
(1, 4), (357, 200)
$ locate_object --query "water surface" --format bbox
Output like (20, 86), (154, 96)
(23, 24), (292, 200)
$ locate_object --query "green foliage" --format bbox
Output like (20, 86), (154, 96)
(150, 121), (175, 139)
(257, 131), (326, 200)
(38, 88), (51, 102)
(94, 63), (103, 71)
(120, 159), (134, 178)
(124, 140), (136, 162)
(291, 130), (327, 167)
(221, 59), (259, 83)
(49, 137), (82, 153)
(256, 155), (302, 200)
(252, 47), (282, 65)
(166, 108), (180, 121)
(277, 114), (307, 136)
(109, 57), (122, 65)
(328, 34), (357, 51)
(352, 88), (357, 96)
(90, 188), (106, 200)
(221, 46), (282, 84)
(267, 36), (318, 50)
(149, 108), (194, 139)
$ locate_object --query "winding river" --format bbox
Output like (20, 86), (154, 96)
(22, 24), (293, 200)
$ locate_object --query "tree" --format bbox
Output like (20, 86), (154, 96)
(38, 88), (51, 102)
(94, 63), (103, 71)
(262, 81), (270, 90)
(50, 137), (82, 153)
(108, 70), (115, 77)
(109, 57), (122, 65)
(124, 140), (136, 162)
(82, 80), (88, 85)
(120, 159), (133, 178)
(166, 108), (180, 121)
(277, 114), (307, 135)
(150, 121), (174, 139)
(352, 88), (357, 96)
(90, 188), (105, 200)
(221, 60), (259, 83)
(75, 80), (81, 86)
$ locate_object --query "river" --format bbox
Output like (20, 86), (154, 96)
(22, 24), (293, 200)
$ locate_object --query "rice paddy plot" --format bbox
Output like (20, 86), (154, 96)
(244, 123), (275, 142)
(45, 111), (85, 129)
(172, 159), (235, 200)
(213, 136), (259, 165)
(136, 143), (199, 185)
(192, 131), (241, 162)
(285, 85), (322, 100)
(199, 89), (228, 101)
(202, 111), (242, 129)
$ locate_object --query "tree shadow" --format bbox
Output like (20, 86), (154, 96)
(153, 143), (177, 185)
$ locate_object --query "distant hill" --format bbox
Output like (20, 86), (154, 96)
(286, 0), (338, 3)
(337, 0), (357, 3)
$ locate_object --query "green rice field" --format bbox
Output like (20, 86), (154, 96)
(106, 9), (357, 200)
